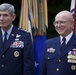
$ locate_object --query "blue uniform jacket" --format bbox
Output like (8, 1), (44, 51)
(39, 33), (76, 75)
(0, 26), (34, 75)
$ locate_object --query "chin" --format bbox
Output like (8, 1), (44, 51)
(0, 26), (6, 28)
(0, 26), (3, 27)
(58, 33), (64, 36)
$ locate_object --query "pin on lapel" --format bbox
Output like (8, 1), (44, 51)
(16, 34), (21, 38)
(11, 34), (14, 36)
(15, 34), (21, 41)
(47, 48), (55, 53)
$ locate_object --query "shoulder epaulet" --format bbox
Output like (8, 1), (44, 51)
(17, 28), (29, 33)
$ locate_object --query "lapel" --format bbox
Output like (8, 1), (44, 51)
(2, 26), (17, 53)
(60, 34), (76, 58)
(53, 37), (61, 56)
(0, 29), (3, 52)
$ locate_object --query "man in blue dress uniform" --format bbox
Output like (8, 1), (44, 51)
(0, 3), (34, 75)
(39, 10), (76, 75)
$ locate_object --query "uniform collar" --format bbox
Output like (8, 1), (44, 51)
(60, 31), (73, 44)
(1, 25), (13, 40)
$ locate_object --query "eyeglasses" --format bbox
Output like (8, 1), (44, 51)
(53, 20), (71, 26)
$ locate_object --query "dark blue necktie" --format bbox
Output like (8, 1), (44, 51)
(4, 32), (7, 43)
(61, 38), (66, 51)
(3, 32), (7, 49)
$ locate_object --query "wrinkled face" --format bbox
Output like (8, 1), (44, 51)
(53, 12), (74, 37)
(0, 10), (16, 31)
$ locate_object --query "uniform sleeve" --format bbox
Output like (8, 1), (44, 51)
(39, 42), (47, 75)
(23, 32), (35, 75)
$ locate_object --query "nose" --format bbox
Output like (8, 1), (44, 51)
(57, 23), (61, 27)
(55, 22), (61, 27)
(0, 15), (4, 20)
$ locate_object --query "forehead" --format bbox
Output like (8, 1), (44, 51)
(55, 15), (68, 21)
(0, 10), (10, 15)
(55, 11), (73, 21)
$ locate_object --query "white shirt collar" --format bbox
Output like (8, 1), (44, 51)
(1, 25), (13, 40)
(60, 31), (73, 44)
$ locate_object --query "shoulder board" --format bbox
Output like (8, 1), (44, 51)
(17, 28), (29, 33)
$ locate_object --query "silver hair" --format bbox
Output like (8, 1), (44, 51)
(0, 3), (15, 15)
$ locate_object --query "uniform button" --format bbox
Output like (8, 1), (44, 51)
(1, 65), (4, 67)
(47, 57), (50, 60)
(58, 59), (61, 62)
(56, 68), (59, 71)
(2, 55), (5, 58)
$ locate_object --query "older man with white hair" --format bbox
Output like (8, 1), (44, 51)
(39, 10), (76, 75)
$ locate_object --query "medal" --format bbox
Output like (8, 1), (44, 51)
(14, 51), (19, 57)
(71, 65), (76, 70)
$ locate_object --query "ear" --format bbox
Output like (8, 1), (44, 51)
(71, 19), (74, 29)
(12, 13), (16, 21)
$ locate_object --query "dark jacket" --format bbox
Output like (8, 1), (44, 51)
(39, 33), (76, 75)
(0, 26), (34, 75)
